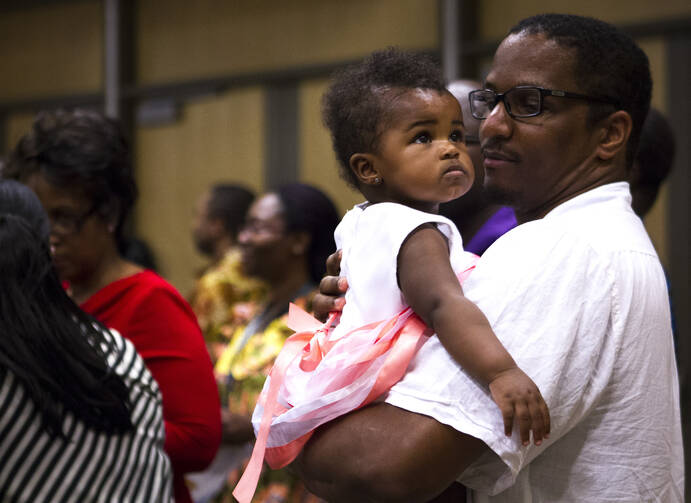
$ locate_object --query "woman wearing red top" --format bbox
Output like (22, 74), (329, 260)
(5, 109), (221, 503)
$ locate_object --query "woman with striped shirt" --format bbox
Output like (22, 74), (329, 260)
(0, 180), (173, 502)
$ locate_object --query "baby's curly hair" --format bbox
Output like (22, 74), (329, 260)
(322, 47), (447, 189)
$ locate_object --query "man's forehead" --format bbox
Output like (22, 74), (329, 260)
(485, 32), (578, 90)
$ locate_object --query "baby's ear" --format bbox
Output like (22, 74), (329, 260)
(349, 153), (380, 186)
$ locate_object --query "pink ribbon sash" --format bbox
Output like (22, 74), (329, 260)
(233, 306), (428, 502)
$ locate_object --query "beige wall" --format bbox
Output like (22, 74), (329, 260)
(136, 0), (439, 85)
(299, 78), (361, 219)
(5, 113), (36, 151)
(0, 2), (102, 101)
(135, 87), (264, 294)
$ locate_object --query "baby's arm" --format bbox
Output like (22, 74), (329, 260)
(398, 225), (550, 446)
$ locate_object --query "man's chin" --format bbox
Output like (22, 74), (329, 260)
(484, 184), (519, 208)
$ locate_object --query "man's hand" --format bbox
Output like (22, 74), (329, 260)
(313, 250), (348, 321)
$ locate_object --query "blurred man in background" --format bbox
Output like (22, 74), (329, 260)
(190, 183), (266, 363)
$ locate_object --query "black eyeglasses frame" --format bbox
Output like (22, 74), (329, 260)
(48, 202), (101, 236)
(469, 86), (619, 120)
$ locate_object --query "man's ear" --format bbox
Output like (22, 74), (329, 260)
(595, 110), (632, 161)
(349, 153), (380, 186)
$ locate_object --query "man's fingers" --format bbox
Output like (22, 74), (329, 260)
(325, 250), (342, 276)
(319, 274), (347, 296)
(313, 292), (340, 322)
(314, 250), (347, 322)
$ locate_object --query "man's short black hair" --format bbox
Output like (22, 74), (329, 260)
(509, 14), (652, 168)
(322, 47), (447, 189)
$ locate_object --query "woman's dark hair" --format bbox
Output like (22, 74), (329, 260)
(509, 14), (652, 168)
(275, 183), (339, 284)
(3, 108), (137, 252)
(0, 180), (133, 437)
(208, 184), (255, 240)
(322, 47), (447, 189)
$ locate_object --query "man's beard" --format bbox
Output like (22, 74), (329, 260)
(483, 180), (520, 209)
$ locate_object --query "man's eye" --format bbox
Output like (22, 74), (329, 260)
(413, 133), (431, 144)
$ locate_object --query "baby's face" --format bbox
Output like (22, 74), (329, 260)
(371, 89), (474, 213)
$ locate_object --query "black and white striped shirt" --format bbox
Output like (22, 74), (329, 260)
(0, 328), (173, 502)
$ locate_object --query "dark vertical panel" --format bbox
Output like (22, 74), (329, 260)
(0, 111), (6, 155)
(103, 0), (135, 127)
(440, 0), (480, 81)
(440, 0), (459, 81)
(458, 0), (479, 79)
(264, 82), (299, 189)
(667, 32), (691, 498)
(103, 0), (137, 240)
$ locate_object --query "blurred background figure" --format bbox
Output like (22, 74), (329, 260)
(2, 109), (220, 503)
(629, 107), (676, 218)
(200, 183), (338, 503)
(123, 235), (159, 272)
(0, 179), (173, 502)
(189, 183), (267, 365)
(439, 79), (517, 255)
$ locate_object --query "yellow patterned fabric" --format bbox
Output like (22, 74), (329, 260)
(213, 292), (323, 503)
(190, 248), (267, 363)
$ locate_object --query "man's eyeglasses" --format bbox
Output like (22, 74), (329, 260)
(48, 203), (100, 236)
(469, 86), (619, 120)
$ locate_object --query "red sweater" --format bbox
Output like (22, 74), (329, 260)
(82, 270), (221, 503)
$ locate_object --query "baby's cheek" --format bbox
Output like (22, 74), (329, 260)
(461, 151), (475, 185)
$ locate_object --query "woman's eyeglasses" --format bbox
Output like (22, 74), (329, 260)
(48, 203), (100, 236)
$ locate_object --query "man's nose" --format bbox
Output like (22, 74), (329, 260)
(479, 101), (513, 141)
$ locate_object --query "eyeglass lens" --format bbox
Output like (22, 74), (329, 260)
(49, 205), (98, 235)
(471, 88), (542, 119)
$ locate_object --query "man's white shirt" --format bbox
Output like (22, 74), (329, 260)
(385, 182), (684, 502)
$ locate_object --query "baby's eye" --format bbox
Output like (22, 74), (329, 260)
(412, 132), (431, 144)
(449, 130), (464, 142)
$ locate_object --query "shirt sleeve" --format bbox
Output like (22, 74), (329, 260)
(129, 286), (222, 475)
(385, 221), (617, 494)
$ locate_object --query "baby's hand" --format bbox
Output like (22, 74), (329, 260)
(488, 367), (550, 446)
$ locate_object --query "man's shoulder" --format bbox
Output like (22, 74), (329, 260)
(489, 200), (655, 262)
